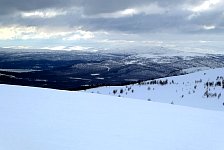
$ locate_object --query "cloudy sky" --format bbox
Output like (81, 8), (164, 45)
(0, 0), (224, 52)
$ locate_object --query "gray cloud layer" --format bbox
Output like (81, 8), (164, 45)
(0, 0), (223, 35)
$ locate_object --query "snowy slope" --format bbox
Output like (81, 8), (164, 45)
(0, 84), (224, 150)
(86, 68), (224, 111)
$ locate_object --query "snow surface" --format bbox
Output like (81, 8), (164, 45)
(86, 68), (224, 111)
(0, 84), (224, 150)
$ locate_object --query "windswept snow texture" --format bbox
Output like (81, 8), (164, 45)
(0, 84), (224, 150)
(87, 68), (224, 111)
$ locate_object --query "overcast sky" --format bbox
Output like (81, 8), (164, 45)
(0, 0), (223, 52)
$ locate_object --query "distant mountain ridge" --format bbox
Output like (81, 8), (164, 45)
(1, 48), (224, 90)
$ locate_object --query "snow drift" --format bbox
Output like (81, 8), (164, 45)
(0, 84), (224, 150)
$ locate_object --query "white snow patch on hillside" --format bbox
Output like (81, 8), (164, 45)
(86, 68), (224, 111)
(181, 67), (211, 74)
(0, 69), (40, 73)
(0, 73), (16, 78)
(0, 84), (224, 150)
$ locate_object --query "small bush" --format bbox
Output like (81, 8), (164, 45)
(113, 90), (117, 94)
(120, 89), (124, 94)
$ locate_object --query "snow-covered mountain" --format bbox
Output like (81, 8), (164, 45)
(86, 67), (224, 111)
(0, 84), (224, 150)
